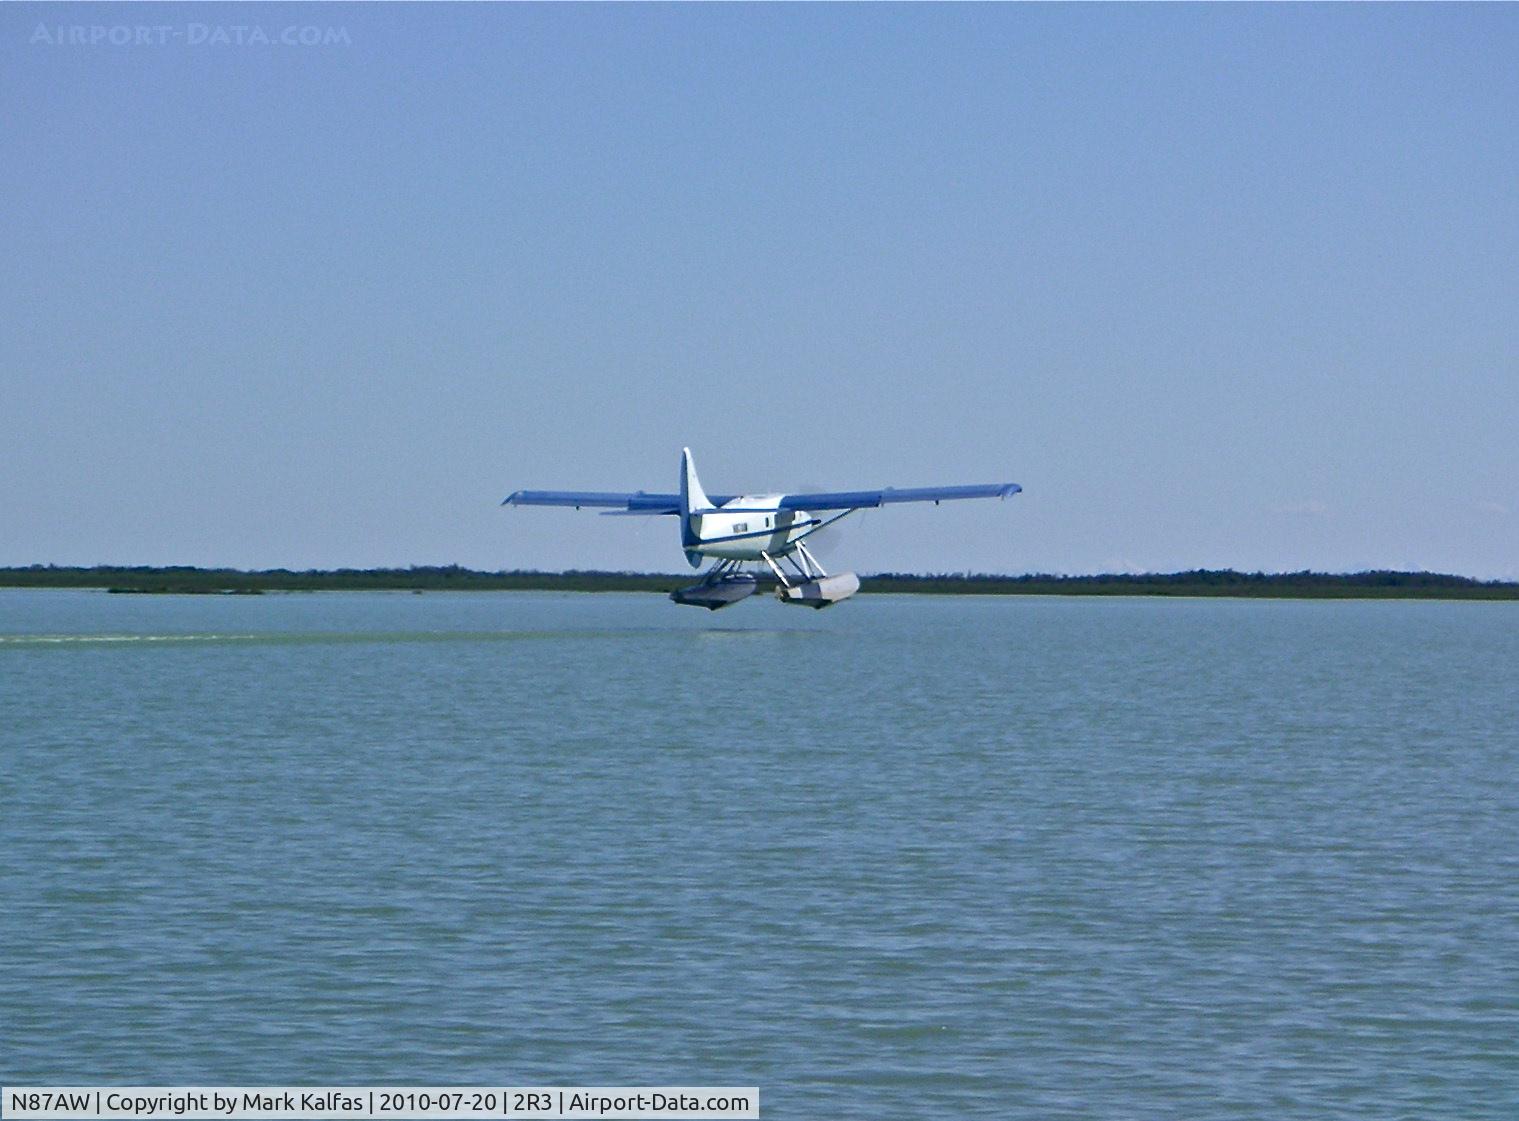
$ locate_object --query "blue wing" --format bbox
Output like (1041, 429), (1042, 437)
(776, 483), (1021, 511)
(501, 490), (685, 515)
(503, 483), (1020, 514)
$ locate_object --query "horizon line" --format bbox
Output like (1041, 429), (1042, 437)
(2, 563), (1516, 587)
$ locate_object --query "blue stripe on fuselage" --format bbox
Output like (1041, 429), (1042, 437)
(695, 519), (820, 546)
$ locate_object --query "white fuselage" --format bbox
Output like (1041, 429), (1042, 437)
(690, 496), (818, 561)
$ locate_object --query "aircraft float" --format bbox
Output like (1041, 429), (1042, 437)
(503, 449), (1020, 609)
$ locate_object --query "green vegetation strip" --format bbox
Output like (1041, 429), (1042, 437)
(2, 566), (1516, 599)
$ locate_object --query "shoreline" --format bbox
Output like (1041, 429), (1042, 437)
(3, 566), (1517, 600)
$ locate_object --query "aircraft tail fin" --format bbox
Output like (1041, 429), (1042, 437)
(680, 447), (713, 512)
(679, 447), (712, 560)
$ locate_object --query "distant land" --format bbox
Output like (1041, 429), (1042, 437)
(2, 565), (1517, 599)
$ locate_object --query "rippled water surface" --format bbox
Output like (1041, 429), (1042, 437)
(3, 589), (1517, 1118)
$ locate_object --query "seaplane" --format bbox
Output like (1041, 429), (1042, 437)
(502, 449), (1021, 610)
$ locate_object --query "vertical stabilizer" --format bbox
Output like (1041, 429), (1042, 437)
(680, 447), (713, 512)
(679, 447), (712, 563)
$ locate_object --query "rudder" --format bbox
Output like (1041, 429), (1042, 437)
(679, 447), (712, 563)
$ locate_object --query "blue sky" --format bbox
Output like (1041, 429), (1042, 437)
(3, 4), (1516, 576)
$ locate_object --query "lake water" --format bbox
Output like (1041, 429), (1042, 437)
(3, 589), (1517, 1118)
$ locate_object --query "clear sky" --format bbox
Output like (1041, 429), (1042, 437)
(4, 4), (1516, 577)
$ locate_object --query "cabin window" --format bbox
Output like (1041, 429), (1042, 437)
(765, 517), (771, 528)
(734, 522), (748, 534)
